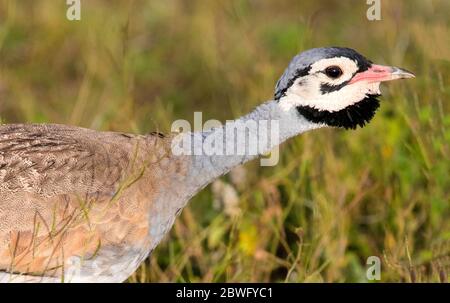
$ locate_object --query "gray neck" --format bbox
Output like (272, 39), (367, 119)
(180, 100), (321, 191)
(145, 100), (320, 252)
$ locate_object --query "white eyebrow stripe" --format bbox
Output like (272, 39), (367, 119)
(309, 57), (359, 73)
(309, 57), (359, 83)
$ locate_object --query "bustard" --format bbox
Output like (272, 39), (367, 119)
(0, 47), (414, 283)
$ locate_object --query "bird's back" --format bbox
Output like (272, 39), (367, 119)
(0, 123), (176, 281)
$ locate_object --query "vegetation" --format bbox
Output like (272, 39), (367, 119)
(0, 0), (448, 282)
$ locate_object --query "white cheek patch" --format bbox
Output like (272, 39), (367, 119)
(279, 81), (381, 112)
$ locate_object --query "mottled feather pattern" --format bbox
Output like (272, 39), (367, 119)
(0, 124), (189, 281)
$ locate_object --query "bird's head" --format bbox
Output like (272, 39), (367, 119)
(275, 47), (414, 129)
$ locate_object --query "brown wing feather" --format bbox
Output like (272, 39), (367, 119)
(0, 124), (167, 278)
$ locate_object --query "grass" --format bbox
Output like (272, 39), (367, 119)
(0, 0), (449, 282)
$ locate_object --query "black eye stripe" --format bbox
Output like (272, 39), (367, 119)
(320, 81), (350, 94)
(319, 70), (360, 94)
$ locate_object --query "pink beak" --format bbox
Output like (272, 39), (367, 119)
(349, 64), (415, 84)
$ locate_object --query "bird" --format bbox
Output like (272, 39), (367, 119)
(0, 47), (414, 283)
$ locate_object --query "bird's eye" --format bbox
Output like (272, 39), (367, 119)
(325, 66), (343, 79)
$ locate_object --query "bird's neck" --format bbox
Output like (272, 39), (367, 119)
(176, 100), (321, 191)
(145, 101), (320, 251)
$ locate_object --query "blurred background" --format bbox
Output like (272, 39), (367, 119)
(0, 0), (448, 282)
